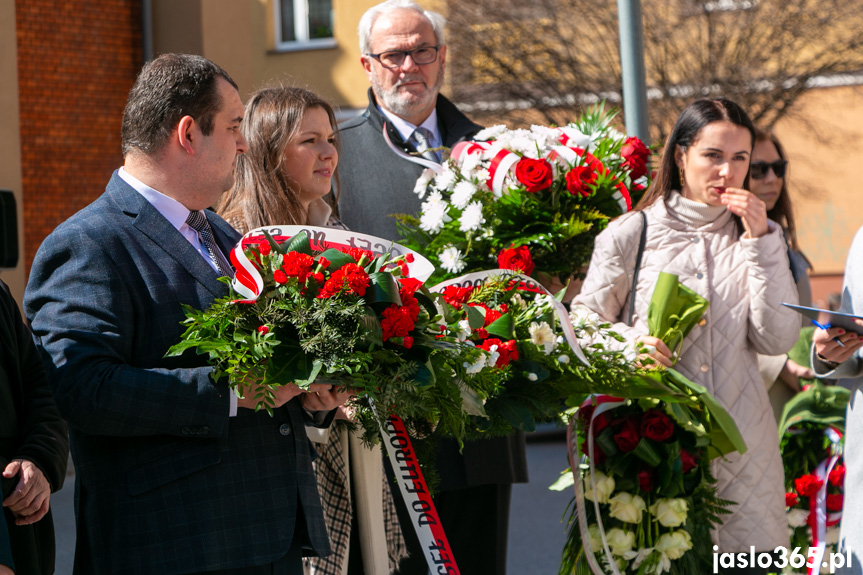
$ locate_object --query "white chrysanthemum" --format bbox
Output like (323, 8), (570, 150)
(461, 151), (484, 174)
(458, 201), (486, 232)
(451, 180), (477, 209)
(787, 508), (810, 528)
(529, 321), (556, 354)
(474, 124), (507, 141)
(433, 168), (457, 191)
(419, 203), (450, 234)
(511, 293), (527, 309)
(475, 168), (491, 185)
(439, 245), (466, 274)
(413, 168), (436, 198)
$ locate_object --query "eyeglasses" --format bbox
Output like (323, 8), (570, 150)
(366, 46), (440, 69)
(750, 160), (787, 180)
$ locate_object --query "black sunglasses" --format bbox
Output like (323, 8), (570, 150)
(750, 160), (787, 180)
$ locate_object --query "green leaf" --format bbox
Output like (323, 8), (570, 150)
(465, 304), (485, 330)
(494, 398), (537, 432)
(366, 272), (403, 307)
(283, 230), (312, 255)
(318, 248), (355, 270)
(485, 313), (515, 339)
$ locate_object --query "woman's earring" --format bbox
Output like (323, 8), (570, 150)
(679, 167), (685, 188)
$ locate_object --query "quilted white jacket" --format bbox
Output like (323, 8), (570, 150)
(574, 192), (799, 552)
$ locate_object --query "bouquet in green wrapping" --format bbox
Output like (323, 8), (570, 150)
(554, 274), (744, 575)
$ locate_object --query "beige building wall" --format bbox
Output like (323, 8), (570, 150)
(0, 0), (25, 304)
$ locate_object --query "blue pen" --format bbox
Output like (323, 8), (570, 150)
(811, 319), (846, 347)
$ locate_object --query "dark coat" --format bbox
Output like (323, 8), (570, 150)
(24, 172), (331, 574)
(336, 90), (483, 241)
(0, 278), (69, 575)
(336, 92), (528, 490)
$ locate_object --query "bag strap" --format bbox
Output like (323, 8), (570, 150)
(627, 211), (647, 326)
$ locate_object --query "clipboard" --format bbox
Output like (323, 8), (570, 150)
(781, 303), (863, 334)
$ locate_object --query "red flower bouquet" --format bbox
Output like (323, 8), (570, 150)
(166, 228), (503, 445)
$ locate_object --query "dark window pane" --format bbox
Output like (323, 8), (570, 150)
(308, 0), (333, 39)
(280, 0), (296, 42)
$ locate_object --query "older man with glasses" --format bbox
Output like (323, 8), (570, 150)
(335, 2), (528, 574)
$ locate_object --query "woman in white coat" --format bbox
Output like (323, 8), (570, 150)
(574, 98), (800, 573)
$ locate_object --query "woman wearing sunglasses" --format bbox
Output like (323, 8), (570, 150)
(749, 128), (814, 422)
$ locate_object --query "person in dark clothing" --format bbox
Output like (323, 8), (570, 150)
(1, 278), (69, 575)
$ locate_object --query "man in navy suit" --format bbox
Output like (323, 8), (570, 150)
(25, 53), (341, 575)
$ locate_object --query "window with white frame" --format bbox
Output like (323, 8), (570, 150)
(275, 0), (335, 51)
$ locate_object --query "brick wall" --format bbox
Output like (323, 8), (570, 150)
(16, 0), (142, 272)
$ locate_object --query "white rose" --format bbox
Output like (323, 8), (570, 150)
(605, 528), (636, 557)
(583, 470), (615, 503)
(787, 508), (810, 528)
(609, 492), (647, 524)
(655, 530), (693, 560)
(650, 498), (688, 527)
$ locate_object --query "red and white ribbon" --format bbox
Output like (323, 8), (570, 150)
(229, 225), (435, 301)
(378, 412), (460, 575)
(430, 269), (589, 366)
(382, 125), (444, 174)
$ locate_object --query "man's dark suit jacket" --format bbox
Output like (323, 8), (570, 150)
(1, 279), (69, 575)
(336, 91), (528, 492)
(24, 172), (330, 575)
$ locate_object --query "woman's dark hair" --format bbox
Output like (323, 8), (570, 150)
(755, 128), (801, 252)
(121, 53), (237, 156)
(217, 85), (339, 230)
(637, 98), (756, 210)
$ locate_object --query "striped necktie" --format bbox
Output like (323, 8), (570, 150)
(185, 210), (233, 278)
(410, 127), (441, 163)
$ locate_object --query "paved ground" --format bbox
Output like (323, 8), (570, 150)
(52, 433), (574, 574)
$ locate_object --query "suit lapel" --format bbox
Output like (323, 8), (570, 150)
(107, 173), (232, 297)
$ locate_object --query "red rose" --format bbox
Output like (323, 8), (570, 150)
(565, 166), (597, 197)
(621, 136), (650, 180)
(785, 492), (799, 507)
(581, 440), (606, 463)
(497, 245), (535, 275)
(613, 417), (641, 452)
(273, 269), (288, 284)
(257, 325), (269, 335)
(680, 449), (698, 474)
(514, 158), (553, 193)
(795, 474), (824, 498)
(641, 410), (674, 442)
(829, 464), (846, 487)
(827, 493), (844, 511)
(638, 468), (654, 492)
(441, 285), (473, 307)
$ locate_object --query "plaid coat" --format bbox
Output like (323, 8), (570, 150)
(24, 172), (330, 574)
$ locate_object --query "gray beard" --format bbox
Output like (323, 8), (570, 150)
(372, 70), (444, 120)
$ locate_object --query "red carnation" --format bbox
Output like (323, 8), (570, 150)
(257, 325), (269, 335)
(273, 269), (288, 284)
(680, 449), (698, 474)
(641, 410), (674, 442)
(478, 338), (518, 367)
(795, 474), (824, 498)
(258, 241), (271, 256)
(827, 493), (844, 511)
(565, 165), (597, 197)
(441, 285), (474, 307)
(613, 417), (641, 453)
(344, 247), (373, 264)
(482, 306), (502, 326)
(398, 277), (424, 296)
(474, 327), (489, 339)
(829, 464), (846, 487)
(317, 256), (331, 269)
(403, 336), (414, 349)
(785, 492), (799, 507)
(497, 245), (535, 276)
(282, 252), (315, 283)
(318, 263), (370, 298)
(405, 253), (415, 263)
(514, 157), (553, 193)
(621, 136), (650, 180)
(638, 468), (654, 492)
